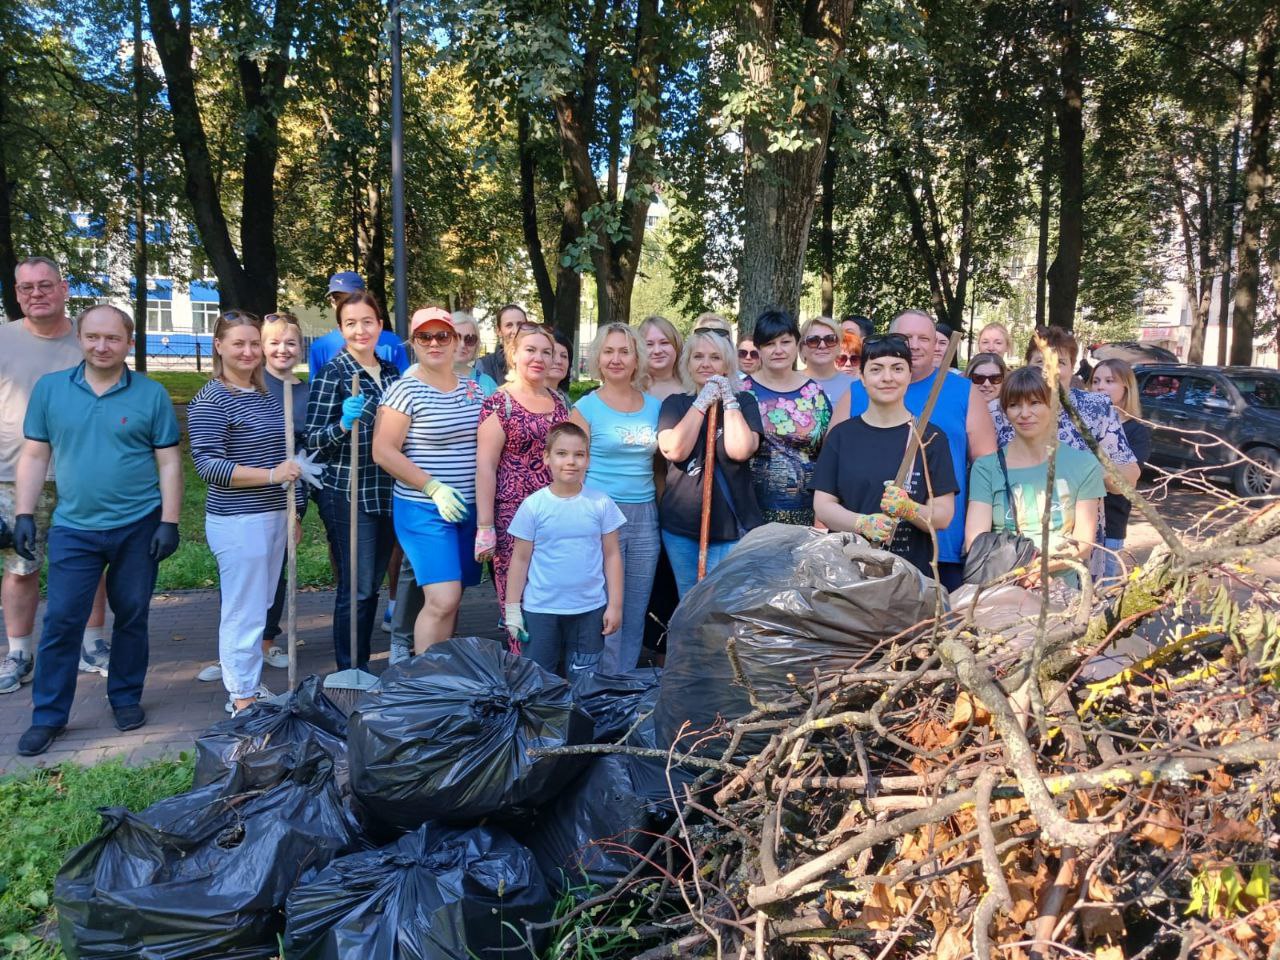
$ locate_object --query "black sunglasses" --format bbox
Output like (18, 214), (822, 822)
(460, 333), (479, 347)
(738, 348), (759, 360)
(862, 333), (909, 347)
(970, 373), (1004, 386)
(694, 326), (733, 340)
(837, 353), (861, 365)
(803, 334), (839, 348)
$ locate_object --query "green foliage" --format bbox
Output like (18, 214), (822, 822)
(0, 757), (193, 956)
(1186, 862), (1272, 919)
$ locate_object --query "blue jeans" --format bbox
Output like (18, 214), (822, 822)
(523, 606), (605, 685)
(1096, 537), (1126, 584)
(32, 510), (160, 728)
(660, 530), (738, 598)
(319, 488), (394, 670)
(601, 501), (660, 674)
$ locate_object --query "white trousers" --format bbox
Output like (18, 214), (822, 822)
(206, 510), (287, 700)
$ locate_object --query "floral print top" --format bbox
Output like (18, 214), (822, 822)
(742, 376), (833, 524)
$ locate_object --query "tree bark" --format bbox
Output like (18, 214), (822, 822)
(552, 192), (583, 340)
(1216, 96), (1244, 367)
(1229, 8), (1275, 368)
(819, 133), (836, 317)
(133, 0), (148, 370)
(739, 0), (856, 330)
(1035, 105), (1053, 329)
(1175, 167), (1213, 365)
(518, 110), (556, 324)
(0, 67), (20, 323)
(356, 62), (387, 314)
(1047, 0), (1084, 331)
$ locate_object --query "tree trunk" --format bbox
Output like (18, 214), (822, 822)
(133, 0), (148, 370)
(1047, 0), (1084, 331)
(1175, 174), (1211, 365)
(0, 70), (20, 323)
(739, 0), (857, 329)
(1230, 9), (1275, 368)
(819, 133), (836, 317)
(517, 110), (556, 324)
(1216, 99), (1244, 367)
(1035, 106), (1053, 329)
(552, 192), (583, 340)
(360, 177), (387, 314)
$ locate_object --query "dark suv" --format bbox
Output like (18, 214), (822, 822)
(1134, 364), (1280, 497)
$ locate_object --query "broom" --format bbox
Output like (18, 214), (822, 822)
(697, 400), (720, 582)
(324, 372), (380, 712)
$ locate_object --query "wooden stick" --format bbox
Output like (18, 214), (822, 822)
(349, 372), (360, 671)
(284, 375), (297, 693)
(697, 401), (719, 581)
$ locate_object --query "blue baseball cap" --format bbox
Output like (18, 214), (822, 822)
(327, 271), (366, 295)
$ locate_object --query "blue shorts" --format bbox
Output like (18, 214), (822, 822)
(392, 496), (482, 587)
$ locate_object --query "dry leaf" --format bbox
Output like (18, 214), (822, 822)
(933, 925), (968, 960)
(948, 691), (991, 731)
(1094, 945), (1124, 960)
(1208, 811), (1262, 844)
(1136, 805), (1184, 850)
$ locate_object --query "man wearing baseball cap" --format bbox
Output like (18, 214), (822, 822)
(307, 272), (410, 380)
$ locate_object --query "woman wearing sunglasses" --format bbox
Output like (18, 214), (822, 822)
(741, 310), (832, 526)
(736, 334), (761, 377)
(450, 313), (499, 396)
(799, 316), (855, 406)
(965, 352), (1007, 420)
(372, 308), (486, 653)
(835, 330), (863, 380)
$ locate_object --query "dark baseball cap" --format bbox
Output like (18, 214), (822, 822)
(327, 271), (366, 295)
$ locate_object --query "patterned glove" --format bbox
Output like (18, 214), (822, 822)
(880, 483), (923, 524)
(853, 512), (895, 544)
(692, 379), (722, 414)
(711, 375), (737, 406)
(504, 603), (529, 655)
(423, 478), (468, 523)
(474, 525), (497, 561)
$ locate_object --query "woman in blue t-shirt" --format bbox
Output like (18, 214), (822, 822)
(569, 323), (662, 673)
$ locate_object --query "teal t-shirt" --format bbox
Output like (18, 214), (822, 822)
(24, 363), (181, 530)
(969, 444), (1105, 556)
(574, 390), (661, 503)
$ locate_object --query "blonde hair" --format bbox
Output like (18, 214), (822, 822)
(212, 310), (266, 393)
(262, 310), (302, 341)
(978, 321), (1012, 351)
(451, 311), (479, 336)
(587, 323), (649, 390)
(679, 330), (738, 392)
(640, 315), (683, 365)
(1090, 358), (1141, 419)
(503, 323), (556, 383)
(799, 316), (838, 340)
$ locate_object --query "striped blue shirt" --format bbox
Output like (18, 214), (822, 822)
(188, 379), (289, 516)
(379, 375), (485, 503)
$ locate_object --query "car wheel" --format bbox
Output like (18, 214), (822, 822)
(1234, 446), (1280, 499)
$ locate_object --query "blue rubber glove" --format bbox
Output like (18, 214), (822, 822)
(340, 395), (367, 431)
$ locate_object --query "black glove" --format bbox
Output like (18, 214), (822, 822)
(150, 521), (180, 562)
(13, 515), (37, 562)
(0, 515), (10, 550)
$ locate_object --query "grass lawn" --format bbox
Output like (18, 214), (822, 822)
(0, 757), (193, 958)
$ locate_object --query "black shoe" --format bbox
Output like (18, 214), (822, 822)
(17, 725), (65, 757)
(113, 704), (146, 732)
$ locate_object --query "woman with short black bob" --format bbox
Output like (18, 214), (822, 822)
(812, 333), (957, 576)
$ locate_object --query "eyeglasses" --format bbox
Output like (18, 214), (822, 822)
(412, 330), (454, 346)
(738, 348), (759, 360)
(694, 326), (733, 340)
(460, 333), (479, 347)
(803, 334), (839, 349)
(837, 353), (860, 365)
(16, 281), (58, 296)
(969, 373), (1004, 386)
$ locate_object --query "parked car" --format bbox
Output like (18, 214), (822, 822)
(1134, 364), (1280, 498)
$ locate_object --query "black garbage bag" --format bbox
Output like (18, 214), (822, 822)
(284, 823), (553, 959)
(574, 667), (661, 743)
(654, 524), (939, 753)
(349, 636), (594, 831)
(193, 675), (349, 789)
(55, 747), (362, 960)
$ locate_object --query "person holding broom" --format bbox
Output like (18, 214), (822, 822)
(656, 329), (764, 597)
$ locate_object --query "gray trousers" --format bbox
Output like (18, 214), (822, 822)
(600, 500), (660, 674)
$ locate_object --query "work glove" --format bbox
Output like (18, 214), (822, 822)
(150, 521), (180, 562)
(880, 483), (924, 524)
(424, 478), (468, 523)
(292, 450), (324, 489)
(504, 603), (528, 655)
(13, 515), (37, 561)
(714, 375), (738, 406)
(853, 512), (895, 544)
(692, 379), (722, 414)
(474, 525), (497, 561)
(0, 515), (10, 551)
(340, 395), (366, 431)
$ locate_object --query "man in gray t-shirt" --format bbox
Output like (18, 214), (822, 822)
(0, 257), (109, 694)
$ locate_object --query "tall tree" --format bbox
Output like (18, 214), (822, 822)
(1047, 0), (1085, 330)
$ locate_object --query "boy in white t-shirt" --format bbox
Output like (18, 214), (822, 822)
(505, 421), (625, 683)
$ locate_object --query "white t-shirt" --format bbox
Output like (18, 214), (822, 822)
(0, 320), (83, 481)
(507, 486), (626, 615)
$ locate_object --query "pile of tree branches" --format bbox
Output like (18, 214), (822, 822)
(539, 492), (1280, 960)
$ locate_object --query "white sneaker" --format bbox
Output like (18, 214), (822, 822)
(79, 639), (110, 677)
(0, 652), (34, 694)
(263, 646), (289, 669)
(197, 663), (222, 682)
(225, 683), (272, 714)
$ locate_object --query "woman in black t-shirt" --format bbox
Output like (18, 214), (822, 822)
(657, 329), (764, 596)
(812, 334), (958, 576)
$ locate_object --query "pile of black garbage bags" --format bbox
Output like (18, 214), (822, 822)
(53, 524), (935, 960)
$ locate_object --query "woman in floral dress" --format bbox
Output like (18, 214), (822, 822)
(474, 324), (569, 609)
(742, 310), (833, 526)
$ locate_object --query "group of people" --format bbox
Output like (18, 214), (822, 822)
(0, 255), (1150, 758)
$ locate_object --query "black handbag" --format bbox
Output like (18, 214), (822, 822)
(963, 449), (1039, 585)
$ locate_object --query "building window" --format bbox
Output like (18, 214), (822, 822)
(191, 301), (219, 335)
(146, 300), (173, 333)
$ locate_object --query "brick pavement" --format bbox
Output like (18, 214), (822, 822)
(0, 583), (503, 774)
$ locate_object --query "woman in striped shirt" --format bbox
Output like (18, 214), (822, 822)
(372, 308), (486, 653)
(188, 311), (302, 714)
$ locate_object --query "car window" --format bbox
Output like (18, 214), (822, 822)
(1180, 377), (1225, 409)
(1140, 374), (1181, 400)
(1229, 376), (1280, 410)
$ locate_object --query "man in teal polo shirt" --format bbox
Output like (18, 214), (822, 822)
(11, 304), (184, 756)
